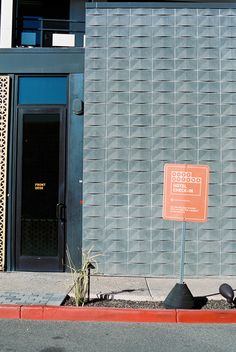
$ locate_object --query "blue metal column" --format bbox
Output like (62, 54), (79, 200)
(66, 73), (84, 270)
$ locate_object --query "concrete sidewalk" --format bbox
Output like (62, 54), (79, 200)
(90, 276), (236, 301)
(0, 272), (236, 305)
(0, 272), (72, 305)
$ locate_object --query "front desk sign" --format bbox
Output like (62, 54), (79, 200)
(162, 164), (209, 223)
(162, 163), (210, 309)
(35, 183), (46, 191)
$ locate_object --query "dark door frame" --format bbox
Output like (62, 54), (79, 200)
(15, 105), (67, 271)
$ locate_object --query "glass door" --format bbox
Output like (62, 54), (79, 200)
(15, 106), (66, 271)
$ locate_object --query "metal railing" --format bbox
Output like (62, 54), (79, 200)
(15, 17), (85, 47)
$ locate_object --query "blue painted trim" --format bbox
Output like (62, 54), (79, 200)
(0, 48), (84, 74)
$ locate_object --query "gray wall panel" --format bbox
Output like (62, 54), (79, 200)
(84, 5), (236, 277)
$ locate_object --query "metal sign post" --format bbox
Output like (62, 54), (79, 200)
(180, 221), (186, 284)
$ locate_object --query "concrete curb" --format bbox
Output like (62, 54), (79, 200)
(0, 305), (236, 323)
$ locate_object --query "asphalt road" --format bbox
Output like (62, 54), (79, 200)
(0, 320), (236, 352)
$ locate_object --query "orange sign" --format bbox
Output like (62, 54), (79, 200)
(162, 164), (209, 222)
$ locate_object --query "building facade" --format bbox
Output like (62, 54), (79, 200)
(1, 0), (236, 277)
(0, 0), (85, 272)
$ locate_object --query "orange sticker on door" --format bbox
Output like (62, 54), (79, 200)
(162, 164), (209, 222)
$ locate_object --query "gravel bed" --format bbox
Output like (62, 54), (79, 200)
(63, 296), (234, 310)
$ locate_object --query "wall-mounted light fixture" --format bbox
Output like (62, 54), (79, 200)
(73, 98), (84, 115)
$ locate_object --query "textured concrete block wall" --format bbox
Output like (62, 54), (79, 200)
(84, 5), (236, 277)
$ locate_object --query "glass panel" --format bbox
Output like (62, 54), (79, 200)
(21, 16), (42, 46)
(18, 77), (67, 105)
(21, 113), (60, 256)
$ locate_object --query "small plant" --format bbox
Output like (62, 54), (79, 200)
(67, 248), (100, 306)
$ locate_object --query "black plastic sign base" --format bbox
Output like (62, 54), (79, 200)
(164, 282), (195, 309)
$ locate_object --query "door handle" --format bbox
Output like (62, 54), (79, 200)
(56, 203), (65, 222)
